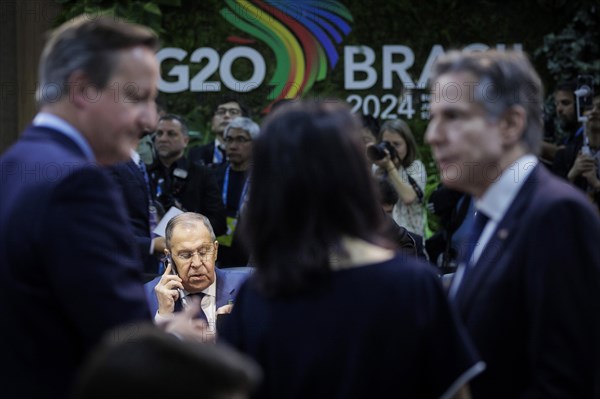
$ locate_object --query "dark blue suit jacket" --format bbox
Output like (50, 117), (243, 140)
(188, 142), (215, 166)
(0, 126), (151, 398)
(144, 267), (251, 315)
(109, 160), (160, 273)
(454, 165), (600, 398)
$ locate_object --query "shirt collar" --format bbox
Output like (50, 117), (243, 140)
(33, 112), (95, 162)
(130, 149), (141, 164)
(476, 155), (538, 222)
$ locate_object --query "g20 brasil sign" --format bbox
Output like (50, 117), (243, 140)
(157, 0), (522, 118)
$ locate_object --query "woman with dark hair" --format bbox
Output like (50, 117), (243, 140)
(219, 101), (482, 399)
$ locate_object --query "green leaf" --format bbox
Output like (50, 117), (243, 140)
(143, 2), (162, 17)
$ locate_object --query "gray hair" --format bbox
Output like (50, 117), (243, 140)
(37, 14), (158, 105)
(165, 212), (216, 250)
(224, 117), (260, 140)
(430, 50), (543, 155)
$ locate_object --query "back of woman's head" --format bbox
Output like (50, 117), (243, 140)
(243, 101), (385, 296)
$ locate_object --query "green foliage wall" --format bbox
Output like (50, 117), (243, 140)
(54, 0), (599, 234)
(55, 0), (596, 129)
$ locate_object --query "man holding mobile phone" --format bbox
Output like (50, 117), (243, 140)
(144, 212), (251, 335)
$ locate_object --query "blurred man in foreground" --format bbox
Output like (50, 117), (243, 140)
(426, 50), (600, 398)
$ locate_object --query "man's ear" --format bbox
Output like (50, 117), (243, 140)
(213, 240), (219, 258)
(500, 105), (527, 147)
(67, 70), (95, 109)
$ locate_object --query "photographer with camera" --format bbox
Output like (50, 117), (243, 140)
(368, 119), (427, 236)
(148, 115), (227, 236)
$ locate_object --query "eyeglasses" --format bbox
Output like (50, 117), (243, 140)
(214, 107), (242, 116)
(224, 136), (252, 144)
(174, 244), (216, 263)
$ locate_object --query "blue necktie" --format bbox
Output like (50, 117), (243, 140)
(463, 210), (489, 271)
(214, 144), (225, 164)
(137, 159), (158, 235)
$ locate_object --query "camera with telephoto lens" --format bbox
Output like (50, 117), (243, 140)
(366, 141), (399, 162)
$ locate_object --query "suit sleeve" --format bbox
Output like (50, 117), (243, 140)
(42, 167), (151, 351)
(523, 199), (600, 398)
(108, 164), (155, 270)
(196, 165), (227, 236)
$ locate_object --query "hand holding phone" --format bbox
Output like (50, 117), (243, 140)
(155, 258), (184, 315)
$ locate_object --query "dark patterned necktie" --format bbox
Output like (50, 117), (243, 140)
(174, 292), (207, 322)
(188, 292), (207, 321)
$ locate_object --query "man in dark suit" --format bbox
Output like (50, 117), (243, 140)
(0, 16), (206, 399)
(109, 150), (166, 274)
(144, 213), (251, 336)
(425, 50), (600, 398)
(187, 96), (250, 168)
(149, 114), (227, 236)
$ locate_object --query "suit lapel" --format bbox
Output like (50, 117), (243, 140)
(215, 268), (235, 308)
(455, 165), (542, 314)
(126, 159), (148, 190)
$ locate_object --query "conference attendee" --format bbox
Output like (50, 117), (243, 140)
(554, 95), (600, 211)
(145, 212), (251, 335)
(220, 101), (483, 399)
(215, 117), (260, 267)
(73, 324), (261, 399)
(425, 184), (474, 273)
(541, 80), (584, 164)
(148, 114), (227, 236)
(109, 147), (165, 275)
(376, 176), (422, 258)
(358, 112), (380, 147)
(188, 96), (250, 167)
(0, 16), (209, 399)
(425, 50), (600, 398)
(369, 119), (427, 236)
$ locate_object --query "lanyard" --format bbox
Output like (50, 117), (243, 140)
(222, 165), (249, 213)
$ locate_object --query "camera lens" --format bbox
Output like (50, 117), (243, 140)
(366, 143), (386, 161)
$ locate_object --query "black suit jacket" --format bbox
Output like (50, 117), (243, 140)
(148, 157), (227, 236)
(109, 160), (160, 273)
(454, 165), (600, 398)
(0, 126), (151, 398)
(188, 142), (227, 169)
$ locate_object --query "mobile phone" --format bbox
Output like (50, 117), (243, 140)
(166, 255), (186, 305)
(576, 75), (594, 122)
(166, 254), (178, 276)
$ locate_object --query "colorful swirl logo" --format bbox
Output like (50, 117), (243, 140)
(220, 0), (353, 112)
